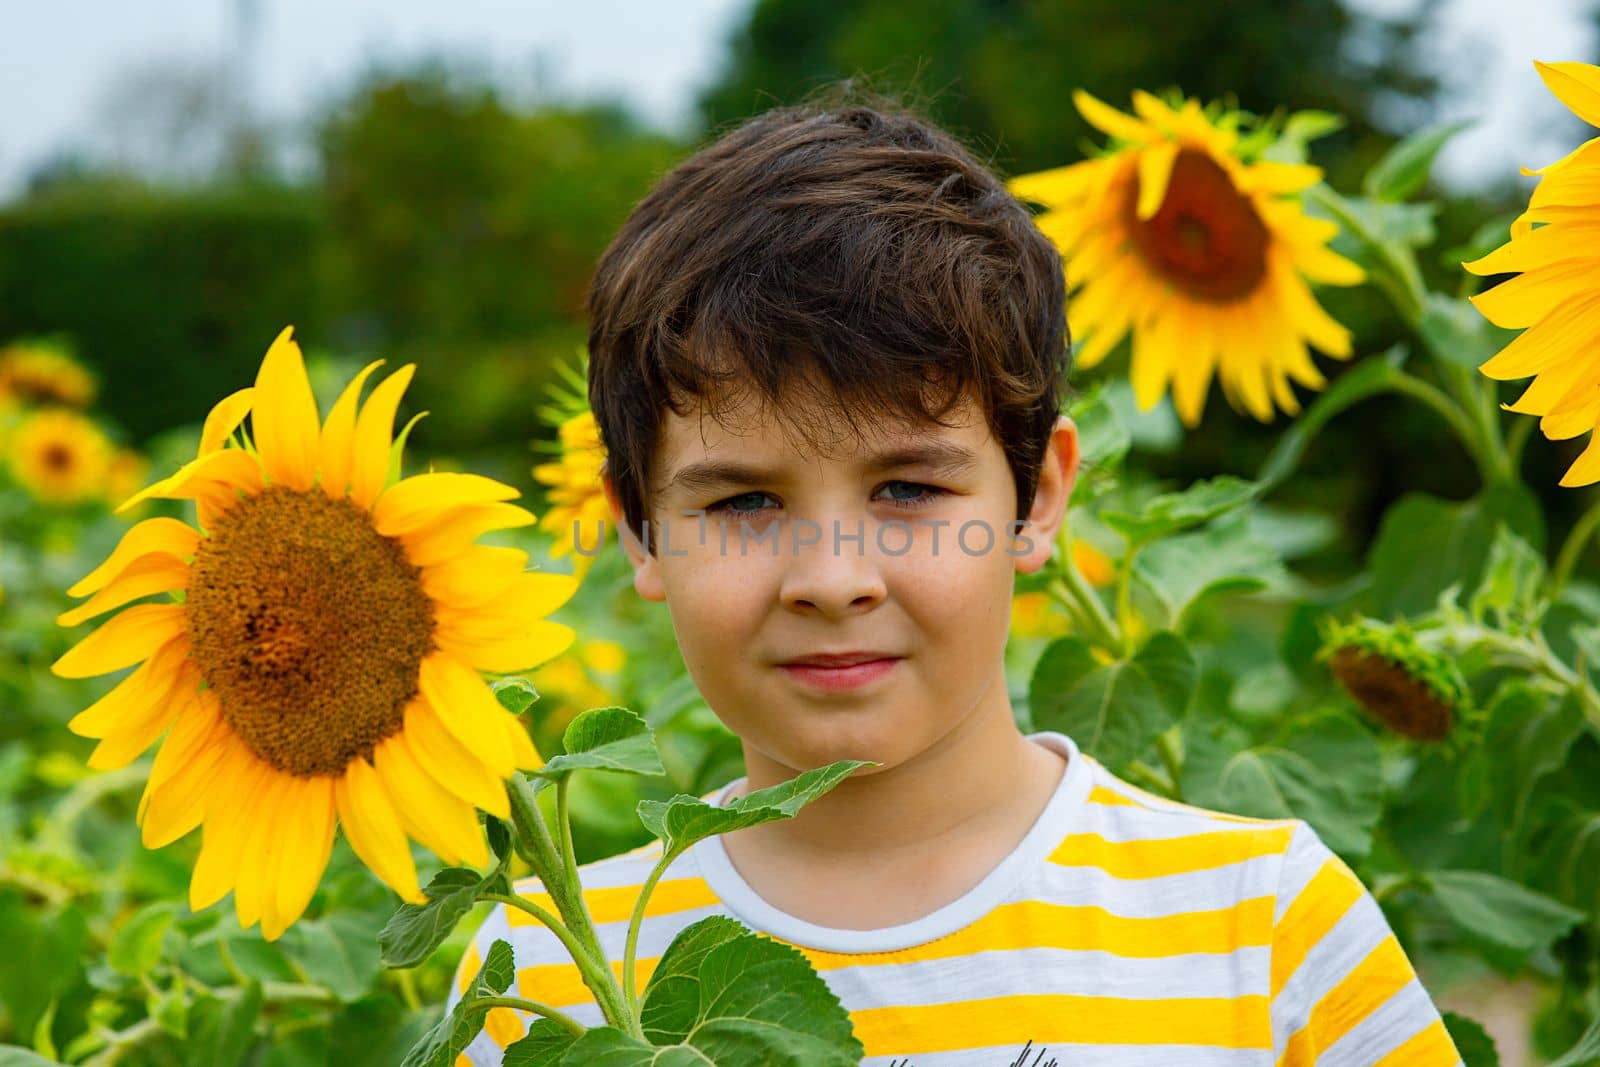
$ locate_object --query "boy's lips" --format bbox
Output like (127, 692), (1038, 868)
(775, 652), (903, 692)
(778, 651), (902, 667)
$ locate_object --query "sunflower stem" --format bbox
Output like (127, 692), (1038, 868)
(547, 777), (628, 1032)
(1507, 414), (1535, 472)
(1551, 492), (1600, 601)
(621, 848), (679, 1022)
(478, 891), (629, 1029)
(1050, 527), (1121, 652)
(1387, 369), (1498, 483)
(469, 995), (587, 1037)
(1155, 728), (1185, 800)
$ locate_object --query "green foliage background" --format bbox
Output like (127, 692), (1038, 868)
(3, 1), (1600, 1064)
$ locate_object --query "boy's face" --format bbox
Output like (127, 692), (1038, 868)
(603, 387), (1078, 782)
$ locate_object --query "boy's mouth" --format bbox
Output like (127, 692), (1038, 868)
(776, 651), (904, 691)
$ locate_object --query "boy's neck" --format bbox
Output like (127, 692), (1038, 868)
(719, 673), (1067, 877)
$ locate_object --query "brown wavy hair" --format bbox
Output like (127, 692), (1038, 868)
(586, 87), (1072, 548)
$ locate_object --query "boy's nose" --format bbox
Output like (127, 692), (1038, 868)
(777, 518), (887, 618)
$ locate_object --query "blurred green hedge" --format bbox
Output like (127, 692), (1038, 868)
(0, 188), (327, 442)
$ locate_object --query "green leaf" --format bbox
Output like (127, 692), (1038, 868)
(184, 980), (263, 1067)
(1362, 120), (1473, 202)
(1468, 524), (1549, 633)
(535, 707), (665, 780)
(378, 868), (484, 969)
(1029, 631), (1195, 770)
(1066, 383), (1129, 504)
(493, 677), (540, 714)
(1367, 484), (1544, 618)
(280, 912), (383, 1002)
(0, 1049), (58, 1066)
(1481, 681), (1583, 840)
(1441, 1011), (1500, 1067)
(502, 1020), (580, 1066)
(1182, 710), (1384, 858)
(1134, 511), (1286, 628)
(1425, 869), (1585, 970)
(149, 983), (190, 1039)
(637, 759), (872, 857)
(543, 916), (862, 1065)
(1547, 1013), (1600, 1067)
(1418, 292), (1520, 372)
(401, 939), (516, 1067)
(1101, 476), (1259, 543)
(108, 901), (178, 976)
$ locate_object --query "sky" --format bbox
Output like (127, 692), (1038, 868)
(0, 0), (1594, 201)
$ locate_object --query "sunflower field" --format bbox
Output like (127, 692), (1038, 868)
(3, 15), (1600, 1067)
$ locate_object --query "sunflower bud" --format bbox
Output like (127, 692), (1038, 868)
(1317, 616), (1475, 748)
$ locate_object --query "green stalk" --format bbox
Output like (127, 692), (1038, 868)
(479, 891), (629, 1030)
(1387, 369), (1499, 483)
(1155, 729), (1185, 800)
(471, 996), (586, 1036)
(1506, 414), (1535, 472)
(1550, 493), (1600, 601)
(621, 849), (680, 1017)
(1047, 525), (1121, 652)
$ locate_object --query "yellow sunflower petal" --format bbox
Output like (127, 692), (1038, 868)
(318, 360), (385, 500)
(234, 770), (292, 930)
(1540, 402), (1598, 441)
(199, 388), (256, 457)
(138, 692), (228, 848)
(1503, 343), (1597, 414)
(399, 502), (537, 569)
(1558, 430), (1600, 487)
(441, 619), (576, 675)
(69, 517), (200, 598)
(503, 714), (543, 772)
(401, 698), (512, 819)
(1240, 161), (1323, 195)
(1130, 89), (1180, 130)
(57, 553), (189, 628)
(1464, 222), (1600, 275)
(1073, 88), (1159, 144)
(1469, 259), (1600, 329)
(434, 572), (580, 643)
(1535, 60), (1600, 128)
(372, 473), (521, 537)
(1479, 291), (1600, 380)
(373, 734), (490, 868)
(189, 743), (268, 910)
(66, 636), (191, 738)
(1290, 242), (1366, 287)
(335, 758), (424, 903)
(349, 364), (417, 510)
(268, 776), (337, 941)
(252, 326), (321, 492)
(52, 603), (188, 679)
(1131, 309), (1182, 417)
(417, 654), (518, 779)
(117, 447), (263, 516)
(421, 546), (532, 609)
(1136, 141), (1181, 221)
(1006, 160), (1100, 206)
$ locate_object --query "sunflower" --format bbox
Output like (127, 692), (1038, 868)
(8, 408), (113, 505)
(53, 326), (578, 941)
(0, 341), (97, 409)
(533, 409), (611, 579)
(1008, 90), (1365, 427)
(1464, 61), (1600, 487)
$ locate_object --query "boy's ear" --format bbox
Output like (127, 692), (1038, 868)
(602, 469), (665, 602)
(1014, 415), (1079, 576)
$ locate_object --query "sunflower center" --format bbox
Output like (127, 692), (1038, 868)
(1329, 647), (1453, 742)
(1123, 148), (1269, 303)
(186, 485), (436, 776)
(42, 443), (75, 473)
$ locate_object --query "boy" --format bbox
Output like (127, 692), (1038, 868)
(451, 96), (1464, 1065)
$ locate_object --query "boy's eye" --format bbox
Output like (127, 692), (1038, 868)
(704, 482), (945, 514)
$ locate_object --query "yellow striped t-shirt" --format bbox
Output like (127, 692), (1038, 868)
(448, 730), (1463, 1066)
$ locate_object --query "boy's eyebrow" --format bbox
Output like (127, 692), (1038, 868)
(659, 441), (981, 498)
